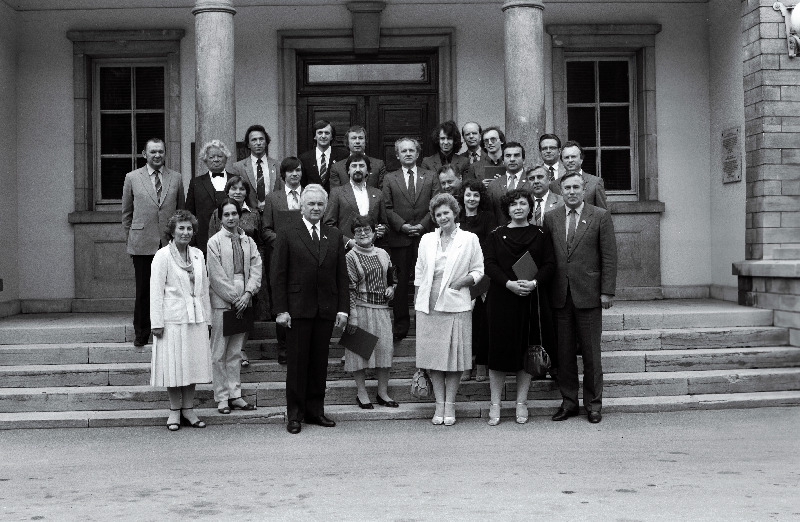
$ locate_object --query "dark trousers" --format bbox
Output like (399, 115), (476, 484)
(389, 239), (420, 336)
(131, 254), (155, 339)
(472, 297), (490, 366)
(554, 289), (603, 413)
(285, 317), (334, 422)
(276, 324), (287, 359)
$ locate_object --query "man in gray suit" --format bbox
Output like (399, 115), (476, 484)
(329, 125), (387, 190)
(528, 165), (564, 227)
(229, 124), (281, 211)
(486, 141), (533, 226)
(121, 138), (185, 347)
(550, 140), (608, 209)
(544, 170), (617, 424)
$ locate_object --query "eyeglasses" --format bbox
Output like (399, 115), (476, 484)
(484, 137), (501, 143)
(353, 227), (374, 236)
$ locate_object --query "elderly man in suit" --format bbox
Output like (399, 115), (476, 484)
(458, 122), (483, 165)
(324, 152), (388, 250)
(230, 124), (281, 211)
(486, 141), (533, 226)
(186, 139), (233, 254)
(544, 171), (617, 424)
(299, 119), (349, 192)
(421, 120), (470, 181)
(383, 137), (438, 341)
(262, 157), (305, 366)
(550, 140), (608, 209)
(329, 125), (387, 190)
(272, 183), (349, 434)
(121, 138), (185, 347)
(468, 126), (506, 187)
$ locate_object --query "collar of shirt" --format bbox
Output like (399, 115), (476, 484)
(505, 171), (520, 182)
(284, 184), (300, 196)
(301, 216), (320, 237)
(535, 191), (550, 204)
(317, 147), (329, 165)
(469, 148), (481, 159)
(146, 165), (160, 176)
(487, 154), (503, 166)
(251, 154), (266, 171)
(565, 202), (585, 219)
(404, 166), (417, 176)
(350, 180), (367, 192)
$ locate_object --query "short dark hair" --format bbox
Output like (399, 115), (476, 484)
(559, 170), (585, 188)
(313, 119), (336, 141)
(437, 164), (461, 180)
(502, 141), (526, 160)
(144, 138), (165, 151)
(244, 125), (271, 150)
(481, 126), (505, 151)
(346, 125), (366, 140)
(350, 214), (376, 235)
(345, 152), (372, 173)
(561, 140), (585, 159)
(458, 179), (490, 212)
(431, 120), (462, 155)
(280, 156), (302, 179)
(501, 188), (535, 221)
(167, 210), (199, 238)
(539, 133), (562, 149)
(224, 175), (251, 199)
(217, 197), (242, 219)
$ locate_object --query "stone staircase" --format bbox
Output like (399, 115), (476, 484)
(0, 299), (799, 429)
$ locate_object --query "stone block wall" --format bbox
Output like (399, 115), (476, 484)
(735, 260), (800, 345)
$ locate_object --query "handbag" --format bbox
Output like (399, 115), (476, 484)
(523, 287), (551, 379)
(410, 368), (433, 399)
(386, 265), (399, 286)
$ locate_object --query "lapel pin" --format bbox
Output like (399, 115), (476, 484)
(323, 235), (328, 240)
(582, 220), (586, 224)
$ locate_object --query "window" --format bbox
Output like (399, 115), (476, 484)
(566, 57), (635, 193)
(95, 62), (166, 202)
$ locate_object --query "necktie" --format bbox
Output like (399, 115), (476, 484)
(470, 151), (478, 164)
(549, 165), (555, 180)
(154, 170), (162, 205)
(290, 190), (299, 210)
(535, 198), (543, 226)
(507, 174), (516, 191)
(407, 169), (416, 198)
(567, 209), (577, 249)
(256, 159), (266, 202)
(319, 155), (327, 183)
(311, 224), (320, 252)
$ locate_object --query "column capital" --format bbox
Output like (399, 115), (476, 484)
(192, 0), (236, 16)
(502, 0), (545, 11)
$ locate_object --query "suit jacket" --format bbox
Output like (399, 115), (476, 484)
(329, 155), (387, 190)
(149, 245), (211, 328)
(458, 149), (483, 164)
(531, 192), (564, 225)
(323, 183), (387, 246)
(382, 168), (438, 248)
(206, 228), (263, 309)
(270, 220), (349, 320)
(420, 153), (471, 181)
(229, 155), (282, 210)
(186, 172), (229, 254)
(299, 147), (350, 192)
(467, 155), (505, 183)
(543, 161), (566, 183)
(414, 228), (484, 314)
(543, 203), (617, 309)
(486, 174), (534, 226)
(550, 170), (608, 209)
(261, 188), (302, 247)
(121, 166), (185, 255)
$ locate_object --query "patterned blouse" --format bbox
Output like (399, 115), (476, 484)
(346, 246), (392, 311)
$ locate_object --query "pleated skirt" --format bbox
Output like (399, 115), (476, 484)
(344, 305), (395, 371)
(415, 310), (472, 372)
(150, 322), (213, 387)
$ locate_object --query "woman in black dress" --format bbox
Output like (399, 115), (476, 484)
(484, 188), (555, 425)
(458, 180), (495, 382)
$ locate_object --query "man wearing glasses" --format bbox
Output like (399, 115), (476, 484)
(468, 126), (506, 187)
(539, 133), (565, 186)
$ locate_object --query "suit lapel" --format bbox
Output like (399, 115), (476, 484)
(342, 183), (359, 212)
(396, 171), (414, 204)
(200, 174), (217, 202)
(318, 224), (330, 266)
(244, 160), (258, 193)
(367, 187), (381, 214)
(553, 208), (569, 257)
(571, 205), (594, 251)
(297, 221), (319, 260)
(138, 167), (159, 206)
(439, 229), (464, 294)
(413, 172), (428, 204)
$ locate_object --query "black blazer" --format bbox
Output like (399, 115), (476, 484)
(185, 172), (227, 254)
(299, 147), (350, 192)
(270, 220), (349, 321)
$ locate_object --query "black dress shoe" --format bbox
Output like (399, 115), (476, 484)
(357, 397), (374, 410)
(393, 332), (407, 342)
(551, 407), (579, 421)
(588, 411), (602, 423)
(548, 368), (559, 381)
(306, 415), (336, 427)
(277, 353), (287, 365)
(287, 420), (302, 434)
(376, 395), (399, 408)
(133, 337), (146, 347)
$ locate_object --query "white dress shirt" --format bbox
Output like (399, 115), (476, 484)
(250, 154), (270, 195)
(146, 164), (161, 191)
(284, 184), (301, 210)
(404, 166), (418, 190)
(209, 171), (228, 192)
(318, 147), (330, 171)
(351, 181), (369, 216)
(564, 202), (585, 242)
(505, 171), (521, 189)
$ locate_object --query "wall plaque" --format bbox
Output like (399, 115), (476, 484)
(722, 127), (742, 184)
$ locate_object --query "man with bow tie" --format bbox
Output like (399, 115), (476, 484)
(299, 119), (349, 192)
(186, 139), (234, 255)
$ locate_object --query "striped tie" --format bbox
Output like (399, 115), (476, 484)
(535, 198), (543, 226)
(154, 170), (162, 205)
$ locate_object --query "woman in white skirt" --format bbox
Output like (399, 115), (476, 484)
(345, 215), (398, 409)
(150, 210), (213, 431)
(414, 193), (484, 425)
(207, 198), (262, 414)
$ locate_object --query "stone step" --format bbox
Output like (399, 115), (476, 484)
(2, 390), (800, 429)
(2, 367), (798, 412)
(0, 326), (789, 366)
(3, 346), (800, 388)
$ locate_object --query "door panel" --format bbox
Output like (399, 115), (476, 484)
(370, 95), (435, 172)
(296, 96), (362, 154)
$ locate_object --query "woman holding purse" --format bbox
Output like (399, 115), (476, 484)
(484, 189), (555, 425)
(207, 198), (262, 414)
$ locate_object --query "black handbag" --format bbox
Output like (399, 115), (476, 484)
(386, 265), (399, 286)
(523, 287), (551, 379)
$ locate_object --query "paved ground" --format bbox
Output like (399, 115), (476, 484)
(1, 407), (799, 521)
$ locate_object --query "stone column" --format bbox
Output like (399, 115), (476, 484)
(193, 0), (236, 170)
(503, 0), (546, 164)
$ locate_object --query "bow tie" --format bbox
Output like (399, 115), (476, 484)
(211, 172), (224, 178)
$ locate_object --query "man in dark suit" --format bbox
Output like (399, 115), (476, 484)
(329, 125), (387, 190)
(383, 137), (438, 341)
(486, 141), (533, 226)
(230, 124), (282, 211)
(186, 139), (234, 254)
(272, 183), (349, 434)
(121, 138), (185, 347)
(261, 157), (304, 365)
(468, 126), (506, 187)
(544, 171), (617, 424)
(298, 119), (349, 192)
(550, 140), (608, 209)
(324, 153), (388, 249)
(421, 120), (470, 180)
(539, 133), (566, 187)
(458, 122), (483, 165)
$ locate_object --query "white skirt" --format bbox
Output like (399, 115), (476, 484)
(150, 322), (213, 387)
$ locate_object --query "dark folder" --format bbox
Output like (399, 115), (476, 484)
(470, 274), (491, 299)
(338, 327), (379, 360)
(222, 306), (254, 336)
(512, 251), (539, 281)
(483, 166), (506, 181)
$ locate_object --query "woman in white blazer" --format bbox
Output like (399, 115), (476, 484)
(414, 193), (484, 426)
(150, 210), (213, 431)
(207, 198), (263, 414)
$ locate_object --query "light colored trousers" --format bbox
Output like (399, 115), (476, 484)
(211, 275), (246, 403)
